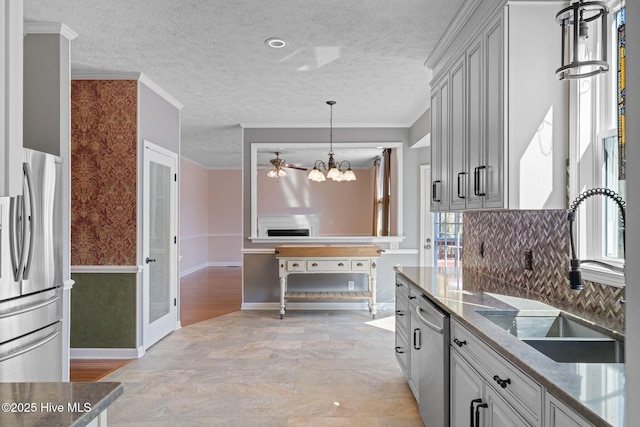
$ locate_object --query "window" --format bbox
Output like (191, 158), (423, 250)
(571, 2), (626, 286)
(433, 212), (463, 267)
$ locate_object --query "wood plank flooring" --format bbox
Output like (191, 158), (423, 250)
(70, 266), (242, 382)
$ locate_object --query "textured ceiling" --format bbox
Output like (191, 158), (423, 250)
(24, 0), (465, 168)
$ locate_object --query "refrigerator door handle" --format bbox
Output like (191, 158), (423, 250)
(22, 162), (35, 280)
(9, 196), (23, 282)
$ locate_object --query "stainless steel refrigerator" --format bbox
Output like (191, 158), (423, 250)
(0, 148), (63, 382)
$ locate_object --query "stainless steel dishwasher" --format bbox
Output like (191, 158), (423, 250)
(411, 293), (450, 426)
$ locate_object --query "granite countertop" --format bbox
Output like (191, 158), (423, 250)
(395, 266), (624, 427)
(0, 382), (123, 427)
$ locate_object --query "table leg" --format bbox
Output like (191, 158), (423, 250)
(369, 274), (377, 319)
(279, 274), (287, 319)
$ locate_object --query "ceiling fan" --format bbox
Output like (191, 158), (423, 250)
(266, 152), (307, 178)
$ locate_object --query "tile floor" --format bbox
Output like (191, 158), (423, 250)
(103, 310), (422, 426)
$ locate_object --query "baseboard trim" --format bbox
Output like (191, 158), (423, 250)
(70, 347), (144, 359)
(241, 302), (395, 311)
(180, 262), (242, 277)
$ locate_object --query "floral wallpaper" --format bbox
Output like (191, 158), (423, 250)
(71, 80), (138, 265)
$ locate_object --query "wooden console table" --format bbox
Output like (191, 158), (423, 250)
(274, 245), (382, 319)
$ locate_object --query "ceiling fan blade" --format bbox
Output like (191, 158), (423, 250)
(284, 164), (307, 171)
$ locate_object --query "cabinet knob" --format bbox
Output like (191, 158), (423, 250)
(453, 338), (467, 347)
(493, 375), (511, 388)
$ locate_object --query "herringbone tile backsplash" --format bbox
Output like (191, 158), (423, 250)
(463, 210), (624, 330)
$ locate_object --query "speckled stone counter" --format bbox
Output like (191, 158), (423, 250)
(0, 382), (123, 427)
(395, 266), (624, 427)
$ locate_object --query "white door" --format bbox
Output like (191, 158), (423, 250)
(142, 142), (178, 349)
(420, 165), (434, 267)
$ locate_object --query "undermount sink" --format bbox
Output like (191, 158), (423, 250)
(478, 311), (625, 364)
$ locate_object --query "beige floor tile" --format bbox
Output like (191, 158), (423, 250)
(102, 310), (421, 426)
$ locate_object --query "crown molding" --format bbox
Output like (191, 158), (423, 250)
(24, 22), (78, 40)
(71, 71), (184, 110)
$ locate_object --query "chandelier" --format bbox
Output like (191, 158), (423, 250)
(307, 101), (357, 182)
(555, 0), (609, 80)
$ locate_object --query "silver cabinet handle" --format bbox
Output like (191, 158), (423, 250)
(416, 305), (444, 334)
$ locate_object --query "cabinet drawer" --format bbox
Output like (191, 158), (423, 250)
(395, 294), (409, 331)
(395, 326), (409, 376)
(351, 260), (370, 271)
(306, 260), (350, 271)
(286, 260), (306, 271)
(396, 276), (411, 293)
(451, 320), (543, 426)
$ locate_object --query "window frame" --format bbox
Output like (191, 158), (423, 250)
(569, 1), (625, 288)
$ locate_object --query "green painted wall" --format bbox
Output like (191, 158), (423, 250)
(70, 273), (137, 348)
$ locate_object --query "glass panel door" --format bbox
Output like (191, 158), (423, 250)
(143, 142), (177, 349)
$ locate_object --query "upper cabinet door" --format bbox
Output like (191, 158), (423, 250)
(466, 38), (484, 209)
(430, 78), (450, 212)
(449, 57), (467, 211)
(482, 14), (505, 209)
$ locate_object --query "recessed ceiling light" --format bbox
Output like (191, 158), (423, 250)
(265, 38), (287, 49)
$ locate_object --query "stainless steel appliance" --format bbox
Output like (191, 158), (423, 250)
(0, 148), (63, 382)
(412, 293), (450, 426)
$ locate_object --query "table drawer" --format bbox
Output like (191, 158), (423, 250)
(451, 320), (543, 426)
(286, 260), (306, 271)
(351, 260), (370, 271)
(306, 260), (350, 271)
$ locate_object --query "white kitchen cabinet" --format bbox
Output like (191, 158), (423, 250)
(394, 276), (410, 378)
(429, 0), (566, 211)
(408, 295), (420, 400)
(545, 393), (596, 427)
(451, 350), (530, 427)
(430, 78), (450, 211)
(450, 319), (542, 426)
(451, 349), (484, 427)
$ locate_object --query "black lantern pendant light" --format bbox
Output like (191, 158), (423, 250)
(556, 1), (609, 80)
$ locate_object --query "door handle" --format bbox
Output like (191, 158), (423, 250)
(145, 257), (157, 264)
(475, 402), (488, 427)
(457, 172), (466, 199)
(470, 398), (482, 427)
(22, 162), (35, 280)
(432, 180), (441, 202)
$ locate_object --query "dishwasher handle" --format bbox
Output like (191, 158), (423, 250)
(415, 305), (444, 334)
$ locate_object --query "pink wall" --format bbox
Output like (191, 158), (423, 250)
(180, 162), (243, 275)
(208, 169), (242, 264)
(179, 158), (210, 274)
(257, 168), (374, 236)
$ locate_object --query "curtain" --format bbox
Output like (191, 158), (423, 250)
(372, 148), (392, 236)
